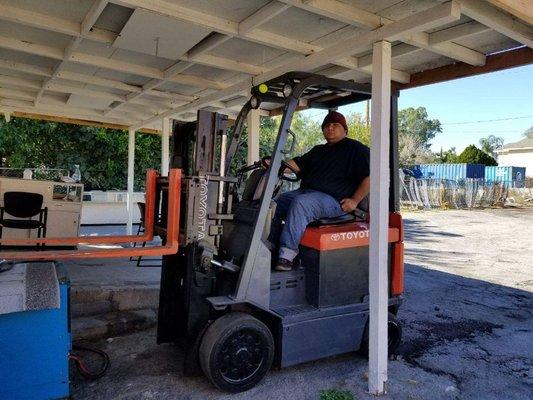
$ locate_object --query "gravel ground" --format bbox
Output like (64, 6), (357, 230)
(71, 208), (533, 400)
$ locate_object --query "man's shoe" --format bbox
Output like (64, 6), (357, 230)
(275, 258), (293, 271)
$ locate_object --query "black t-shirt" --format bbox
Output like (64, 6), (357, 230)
(293, 137), (370, 201)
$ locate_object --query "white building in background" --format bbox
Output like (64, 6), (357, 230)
(496, 135), (533, 177)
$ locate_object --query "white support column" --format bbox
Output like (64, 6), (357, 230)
(369, 40), (392, 395)
(247, 109), (260, 164)
(126, 128), (136, 236)
(161, 117), (170, 176)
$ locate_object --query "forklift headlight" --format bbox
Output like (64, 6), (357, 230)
(282, 83), (293, 98)
(250, 95), (261, 110)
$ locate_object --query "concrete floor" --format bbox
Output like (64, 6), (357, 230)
(70, 209), (533, 400)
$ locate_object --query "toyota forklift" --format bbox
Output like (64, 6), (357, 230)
(156, 72), (405, 392)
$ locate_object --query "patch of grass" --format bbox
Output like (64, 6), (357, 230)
(319, 388), (355, 400)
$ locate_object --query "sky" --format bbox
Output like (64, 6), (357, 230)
(305, 64), (533, 153)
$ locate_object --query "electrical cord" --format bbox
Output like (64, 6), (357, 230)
(70, 344), (110, 380)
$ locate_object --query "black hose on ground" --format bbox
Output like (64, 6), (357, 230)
(70, 344), (110, 380)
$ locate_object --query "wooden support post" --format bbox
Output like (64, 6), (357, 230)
(247, 108), (260, 164)
(127, 128), (136, 236)
(369, 40), (392, 395)
(161, 117), (170, 176)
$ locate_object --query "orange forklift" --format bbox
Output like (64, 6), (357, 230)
(0, 72), (404, 393)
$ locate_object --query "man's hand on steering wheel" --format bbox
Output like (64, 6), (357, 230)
(279, 160), (300, 182)
(340, 198), (359, 213)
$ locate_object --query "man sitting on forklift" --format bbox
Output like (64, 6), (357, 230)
(268, 110), (370, 271)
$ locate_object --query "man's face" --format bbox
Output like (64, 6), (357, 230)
(322, 122), (347, 144)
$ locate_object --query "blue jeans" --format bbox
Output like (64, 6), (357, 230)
(268, 189), (343, 261)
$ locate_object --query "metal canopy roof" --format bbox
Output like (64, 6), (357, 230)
(0, 0), (531, 132)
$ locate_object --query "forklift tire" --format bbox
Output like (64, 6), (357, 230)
(358, 312), (402, 357)
(199, 312), (274, 393)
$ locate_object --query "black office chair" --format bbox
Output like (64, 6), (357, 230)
(0, 191), (48, 249)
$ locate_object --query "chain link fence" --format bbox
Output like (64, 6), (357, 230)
(401, 175), (533, 210)
(0, 167), (69, 181)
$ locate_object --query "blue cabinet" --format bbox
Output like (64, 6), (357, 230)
(0, 264), (70, 400)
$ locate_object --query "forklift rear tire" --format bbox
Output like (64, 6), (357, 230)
(199, 312), (274, 392)
(358, 312), (402, 357)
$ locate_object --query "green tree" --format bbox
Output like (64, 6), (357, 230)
(346, 113), (370, 146)
(398, 107), (442, 149)
(523, 126), (533, 138)
(479, 135), (504, 158)
(0, 117), (162, 190)
(435, 147), (459, 163)
(457, 144), (497, 166)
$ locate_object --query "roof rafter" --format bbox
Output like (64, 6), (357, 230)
(283, 0), (486, 66)
(104, 1), (289, 116)
(0, 35), (226, 90)
(461, 0), (533, 48)
(34, 0), (110, 105)
(132, 1), (461, 130)
(486, 0), (533, 25)
(111, 0), (410, 83)
(0, 78), (158, 118)
(0, 58), (195, 103)
(0, 3), (116, 45)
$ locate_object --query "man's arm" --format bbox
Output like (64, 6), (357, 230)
(285, 159), (301, 174)
(340, 176), (370, 212)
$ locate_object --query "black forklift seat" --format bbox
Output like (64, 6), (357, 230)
(309, 214), (356, 227)
(310, 197), (369, 227)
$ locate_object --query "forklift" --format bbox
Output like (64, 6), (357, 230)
(155, 72), (405, 392)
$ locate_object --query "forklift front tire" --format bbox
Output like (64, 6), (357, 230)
(199, 312), (274, 393)
(358, 312), (402, 357)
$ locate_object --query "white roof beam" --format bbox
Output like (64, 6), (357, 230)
(0, 98), (140, 125)
(34, 1), (109, 105)
(132, 1), (460, 130)
(284, 0), (486, 66)
(0, 74), (42, 91)
(0, 4), (245, 88)
(238, 1), (291, 34)
(405, 31), (486, 65)
(186, 34), (231, 59)
(0, 3), (116, 45)
(105, 2), (289, 116)
(0, 88), (153, 121)
(429, 20), (491, 45)
(0, 58), (192, 102)
(183, 53), (266, 75)
(461, 0), (533, 48)
(0, 36), (225, 90)
(111, 0), (409, 82)
(0, 72), (177, 113)
(279, 0), (382, 29)
(486, 0), (533, 25)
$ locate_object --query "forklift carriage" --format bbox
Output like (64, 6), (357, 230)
(156, 72), (404, 392)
